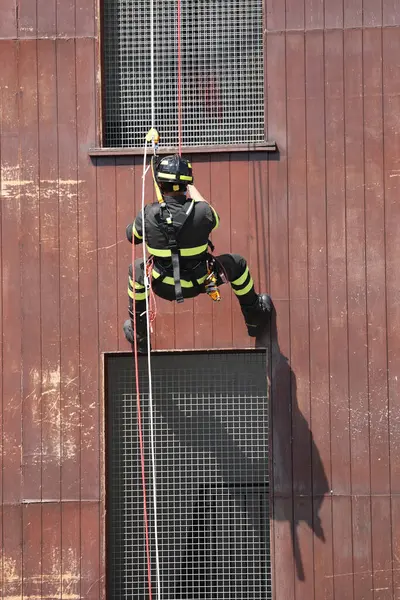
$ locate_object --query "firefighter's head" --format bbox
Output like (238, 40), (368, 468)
(154, 154), (193, 194)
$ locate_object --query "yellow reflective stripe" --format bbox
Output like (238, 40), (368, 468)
(180, 244), (208, 256)
(233, 278), (254, 297)
(129, 276), (145, 290)
(133, 222), (142, 240)
(179, 175), (193, 181)
(232, 266), (249, 287)
(128, 287), (149, 301)
(158, 275), (194, 288)
(157, 172), (176, 180)
(147, 245), (172, 257)
(152, 270), (207, 287)
(211, 206), (219, 229)
(147, 244), (208, 257)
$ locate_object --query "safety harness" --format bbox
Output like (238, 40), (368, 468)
(149, 154), (216, 303)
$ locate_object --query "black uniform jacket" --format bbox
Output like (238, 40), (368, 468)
(126, 195), (219, 277)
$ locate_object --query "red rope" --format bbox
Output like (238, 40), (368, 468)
(131, 236), (153, 600)
(177, 0), (182, 155)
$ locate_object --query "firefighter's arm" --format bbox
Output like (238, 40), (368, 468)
(187, 184), (208, 203)
(187, 184), (219, 230)
(126, 212), (143, 245)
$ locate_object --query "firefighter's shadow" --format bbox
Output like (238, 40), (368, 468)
(153, 310), (328, 592)
(256, 307), (329, 581)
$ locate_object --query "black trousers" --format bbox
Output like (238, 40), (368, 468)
(128, 254), (258, 318)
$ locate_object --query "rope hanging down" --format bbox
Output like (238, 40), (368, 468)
(131, 2), (184, 599)
(131, 131), (161, 600)
(177, 0), (182, 155)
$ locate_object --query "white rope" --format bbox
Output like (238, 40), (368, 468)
(150, 0), (155, 128)
(140, 138), (161, 600)
(136, 2), (160, 596)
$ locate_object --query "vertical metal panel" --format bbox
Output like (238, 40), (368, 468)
(57, 0), (76, 37)
(344, 28), (370, 496)
(80, 503), (102, 599)
(391, 497), (400, 595)
(210, 154), (233, 348)
(305, 0), (324, 29)
(383, 28), (400, 493)
(324, 30), (354, 600)
(37, 0), (57, 37)
(19, 39), (42, 502)
(1, 39), (22, 506)
(75, 0), (97, 37)
(116, 157), (136, 351)
(325, 0), (344, 29)
(265, 0), (286, 31)
(286, 0), (304, 30)
(17, 0), (37, 37)
(230, 153), (252, 348)
(97, 156), (118, 350)
(42, 504), (62, 598)
(305, 29), (334, 600)
(383, 0), (400, 25)
(332, 496), (354, 600)
(325, 30), (351, 496)
(38, 39), (62, 501)
(266, 30), (294, 600)
(57, 38), (81, 501)
(371, 497), (394, 597)
(364, 0), (383, 26)
(76, 37), (101, 501)
(22, 504), (43, 598)
(61, 503), (81, 599)
(2, 506), (23, 599)
(287, 32), (315, 600)
(344, 0), (363, 27)
(352, 496), (373, 600)
(0, 0), (17, 37)
(249, 153), (269, 297)
(75, 38), (102, 600)
(76, 33), (104, 598)
(363, 28), (390, 496)
(193, 156), (213, 349)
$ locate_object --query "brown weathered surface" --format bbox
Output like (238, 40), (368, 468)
(1, 1), (400, 598)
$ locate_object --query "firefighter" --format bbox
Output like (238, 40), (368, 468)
(123, 154), (272, 351)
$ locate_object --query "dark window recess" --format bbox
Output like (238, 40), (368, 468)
(106, 351), (272, 600)
(102, 1), (265, 149)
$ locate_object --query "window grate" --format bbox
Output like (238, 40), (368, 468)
(102, 1), (265, 148)
(106, 351), (272, 600)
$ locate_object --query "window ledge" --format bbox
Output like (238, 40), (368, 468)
(89, 141), (278, 157)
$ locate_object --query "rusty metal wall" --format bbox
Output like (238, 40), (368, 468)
(0, 0), (400, 598)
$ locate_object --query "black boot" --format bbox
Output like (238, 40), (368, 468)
(241, 294), (272, 337)
(123, 318), (149, 354)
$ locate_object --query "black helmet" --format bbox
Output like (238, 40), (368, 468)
(155, 154), (193, 189)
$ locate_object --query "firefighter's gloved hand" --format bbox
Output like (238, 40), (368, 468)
(123, 319), (135, 344)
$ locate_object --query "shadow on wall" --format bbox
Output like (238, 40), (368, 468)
(154, 371), (270, 598)
(257, 307), (330, 581)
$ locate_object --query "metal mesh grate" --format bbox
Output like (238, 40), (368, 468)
(106, 351), (272, 600)
(102, 1), (265, 148)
